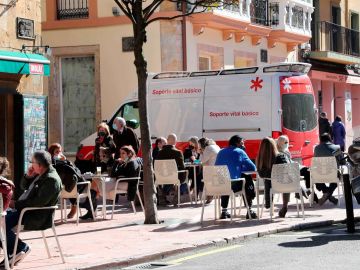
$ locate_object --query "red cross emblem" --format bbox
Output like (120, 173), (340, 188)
(250, 77), (263, 92)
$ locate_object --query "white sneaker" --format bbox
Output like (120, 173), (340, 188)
(13, 245), (31, 266)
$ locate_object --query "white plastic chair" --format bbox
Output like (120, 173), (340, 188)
(309, 156), (343, 206)
(267, 163), (305, 221)
(200, 166), (251, 223)
(11, 206), (65, 268)
(110, 175), (145, 219)
(60, 181), (95, 225)
(0, 194), (9, 270)
(154, 160), (193, 206)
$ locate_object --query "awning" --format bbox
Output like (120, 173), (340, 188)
(0, 50), (50, 76)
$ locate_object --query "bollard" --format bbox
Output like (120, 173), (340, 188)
(342, 172), (355, 233)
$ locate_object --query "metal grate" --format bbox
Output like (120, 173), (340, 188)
(57, 0), (89, 20)
(123, 262), (174, 269)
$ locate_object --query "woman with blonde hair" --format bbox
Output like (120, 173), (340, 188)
(256, 137), (291, 217)
(94, 122), (116, 173)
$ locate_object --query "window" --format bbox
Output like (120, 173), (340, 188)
(282, 94), (317, 132)
(198, 56), (211, 71)
(57, 0), (89, 20)
(111, 102), (140, 130)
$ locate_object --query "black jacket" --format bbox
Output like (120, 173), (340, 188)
(111, 159), (140, 201)
(113, 127), (140, 157)
(258, 153), (290, 179)
(319, 117), (332, 136)
(156, 145), (186, 182)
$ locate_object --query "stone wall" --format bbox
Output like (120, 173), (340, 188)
(0, 0), (44, 95)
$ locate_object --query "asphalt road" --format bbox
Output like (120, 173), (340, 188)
(120, 224), (360, 270)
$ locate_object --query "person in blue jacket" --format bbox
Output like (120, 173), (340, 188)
(332, 115), (346, 151)
(215, 135), (257, 219)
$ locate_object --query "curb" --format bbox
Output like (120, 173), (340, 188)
(78, 216), (358, 270)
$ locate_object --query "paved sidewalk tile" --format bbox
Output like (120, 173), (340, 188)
(4, 195), (360, 270)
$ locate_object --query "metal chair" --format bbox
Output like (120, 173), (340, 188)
(0, 194), (9, 270)
(11, 206), (65, 268)
(60, 181), (95, 225)
(200, 166), (251, 223)
(309, 156), (343, 207)
(266, 163), (305, 221)
(154, 160), (193, 207)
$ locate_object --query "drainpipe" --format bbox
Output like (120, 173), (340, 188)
(181, 2), (187, 71)
(345, 0), (349, 28)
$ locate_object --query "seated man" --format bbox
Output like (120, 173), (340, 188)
(314, 133), (342, 205)
(155, 133), (186, 205)
(0, 151), (62, 266)
(215, 135), (257, 219)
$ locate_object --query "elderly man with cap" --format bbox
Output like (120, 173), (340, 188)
(112, 117), (140, 158)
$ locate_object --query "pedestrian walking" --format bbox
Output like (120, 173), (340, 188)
(332, 115), (346, 151)
(318, 112), (332, 137)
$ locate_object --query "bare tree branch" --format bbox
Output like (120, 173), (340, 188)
(114, 0), (136, 23)
(143, 0), (164, 22)
(146, 4), (207, 25)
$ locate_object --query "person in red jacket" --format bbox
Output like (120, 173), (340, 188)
(0, 157), (14, 210)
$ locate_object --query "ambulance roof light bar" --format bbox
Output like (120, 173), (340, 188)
(153, 71), (190, 79)
(263, 63), (311, 74)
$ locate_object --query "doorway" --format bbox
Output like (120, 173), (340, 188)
(0, 95), (7, 156)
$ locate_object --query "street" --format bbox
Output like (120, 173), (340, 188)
(120, 224), (360, 270)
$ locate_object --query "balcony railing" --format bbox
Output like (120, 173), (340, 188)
(311, 21), (360, 57)
(57, 0), (89, 20)
(250, 0), (279, 27)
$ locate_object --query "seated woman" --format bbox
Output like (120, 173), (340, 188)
(152, 137), (167, 161)
(198, 138), (220, 203)
(183, 136), (200, 162)
(107, 146), (140, 204)
(49, 143), (86, 219)
(0, 157), (14, 210)
(184, 136), (201, 194)
(48, 143), (66, 163)
(276, 135), (312, 202)
(256, 137), (291, 218)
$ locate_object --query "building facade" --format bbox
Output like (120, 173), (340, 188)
(307, 0), (360, 147)
(42, 0), (313, 154)
(0, 0), (49, 183)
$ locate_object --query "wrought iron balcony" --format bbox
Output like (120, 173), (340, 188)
(250, 0), (279, 27)
(311, 21), (360, 57)
(56, 0), (89, 20)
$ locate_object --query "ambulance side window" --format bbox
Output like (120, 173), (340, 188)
(117, 102), (140, 129)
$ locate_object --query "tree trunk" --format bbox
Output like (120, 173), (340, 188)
(132, 12), (159, 224)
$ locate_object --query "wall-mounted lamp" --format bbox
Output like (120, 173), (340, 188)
(112, 6), (121, 16)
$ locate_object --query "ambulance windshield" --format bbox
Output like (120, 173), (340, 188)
(282, 94), (317, 132)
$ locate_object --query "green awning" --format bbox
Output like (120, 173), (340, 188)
(0, 50), (50, 76)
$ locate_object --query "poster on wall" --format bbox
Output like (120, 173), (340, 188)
(345, 92), (352, 123)
(23, 96), (48, 171)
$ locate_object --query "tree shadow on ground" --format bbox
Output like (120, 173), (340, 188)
(278, 224), (360, 248)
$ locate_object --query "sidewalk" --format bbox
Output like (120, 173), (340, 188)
(6, 195), (360, 270)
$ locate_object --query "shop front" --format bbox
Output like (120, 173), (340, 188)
(309, 69), (360, 148)
(0, 50), (50, 196)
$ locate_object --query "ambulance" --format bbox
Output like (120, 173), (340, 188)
(76, 62), (319, 166)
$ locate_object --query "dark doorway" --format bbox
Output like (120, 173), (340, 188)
(0, 95), (7, 156)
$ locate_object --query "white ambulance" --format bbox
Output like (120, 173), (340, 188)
(76, 62), (319, 166)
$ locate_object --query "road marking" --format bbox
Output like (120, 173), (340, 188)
(167, 245), (242, 264)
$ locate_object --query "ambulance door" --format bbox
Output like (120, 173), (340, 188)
(148, 77), (205, 144)
(203, 74), (272, 159)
